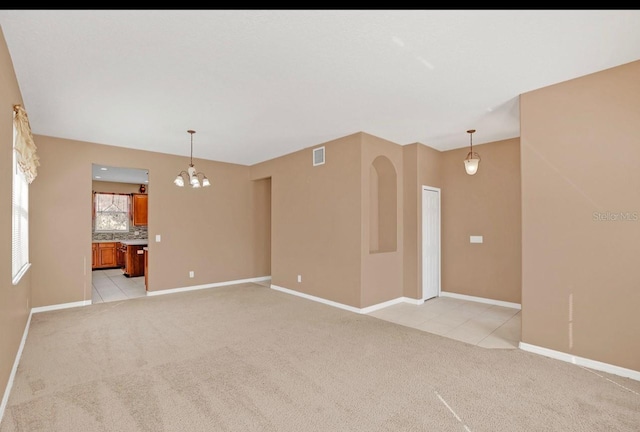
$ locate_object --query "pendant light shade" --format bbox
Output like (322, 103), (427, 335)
(174, 130), (211, 188)
(464, 129), (481, 175)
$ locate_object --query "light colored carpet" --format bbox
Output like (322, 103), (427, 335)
(1, 283), (638, 431)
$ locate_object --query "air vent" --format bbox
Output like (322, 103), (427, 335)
(313, 146), (325, 166)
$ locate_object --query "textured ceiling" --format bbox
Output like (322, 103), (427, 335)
(1, 10), (640, 167)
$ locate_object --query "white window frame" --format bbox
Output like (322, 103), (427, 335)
(93, 192), (131, 233)
(12, 120), (30, 285)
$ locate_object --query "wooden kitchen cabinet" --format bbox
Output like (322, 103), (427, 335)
(123, 244), (146, 277)
(92, 242), (118, 269)
(116, 242), (125, 268)
(92, 243), (98, 268)
(132, 193), (148, 226)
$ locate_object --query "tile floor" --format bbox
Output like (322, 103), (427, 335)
(92, 268), (146, 304)
(367, 296), (521, 349)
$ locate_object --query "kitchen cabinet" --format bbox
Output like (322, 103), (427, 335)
(123, 244), (146, 277)
(132, 193), (148, 226)
(92, 243), (98, 268)
(116, 242), (125, 268)
(92, 242), (118, 269)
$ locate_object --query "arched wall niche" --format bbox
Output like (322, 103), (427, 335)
(369, 155), (397, 253)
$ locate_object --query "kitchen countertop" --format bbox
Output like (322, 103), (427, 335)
(93, 239), (148, 245)
(119, 239), (149, 246)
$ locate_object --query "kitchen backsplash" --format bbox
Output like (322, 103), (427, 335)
(93, 225), (148, 241)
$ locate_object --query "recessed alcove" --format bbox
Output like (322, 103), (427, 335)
(369, 155), (397, 253)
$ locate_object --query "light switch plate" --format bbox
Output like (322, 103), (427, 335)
(155, 234), (161, 242)
(470, 235), (483, 244)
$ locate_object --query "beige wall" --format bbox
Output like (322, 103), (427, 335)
(402, 144), (444, 299)
(361, 133), (404, 307)
(521, 60), (640, 371)
(251, 134), (363, 307)
(0, 27), (31, 409)
(29, 135), (267, 307)
(440, 138), (522, 304)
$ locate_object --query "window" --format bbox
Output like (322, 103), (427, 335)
(94, 193), (130, 232)
(12, 128), (30, 284)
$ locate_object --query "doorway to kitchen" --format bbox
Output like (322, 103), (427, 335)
(91, 164), (149, 304)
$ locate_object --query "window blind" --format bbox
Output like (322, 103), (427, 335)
(12, 143), (29, 283)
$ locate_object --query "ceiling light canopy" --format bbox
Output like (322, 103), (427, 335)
(174, 130), (210, 188)
(463, 129), (481, 176)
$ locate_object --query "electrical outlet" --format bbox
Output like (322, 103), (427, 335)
(297, 275), (302, 283)
(134, 231), (140, 236)
(189, 271), (194, 278)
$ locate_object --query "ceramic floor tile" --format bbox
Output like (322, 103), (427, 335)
(482, 305), (520, 320)
(97, 289), (128, 302)
(92, 277), (118, 288)
(113, 279), (138, 290)
(121, 286), (146, 299)
(444, 325), (490, 345)
(92, 288), (104, 304)
(367, 296), (521, 350)
(391, 312), (431, 327)
(491, 321), (521, 341)
(461, 315), (506, 331)
(91, 270), (109, 280)
(103, 268), (124, 276)
(477, 334), (518, 349)
(430, 312), (471, 327)
(415, 319), (455, 336)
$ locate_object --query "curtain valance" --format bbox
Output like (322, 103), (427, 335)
(13, 104), (39, 183)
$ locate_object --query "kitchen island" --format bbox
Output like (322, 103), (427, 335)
(118, 239), (148, 277)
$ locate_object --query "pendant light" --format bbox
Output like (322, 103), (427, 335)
(464, 129), (481, 175)
(174, 130), (211, 188)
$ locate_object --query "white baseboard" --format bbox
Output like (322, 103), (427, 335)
(147, 276), (271, 297)
(0, 309), (33, 423)
(270, 284), (425, 314)
(271, 284), (363, 313)
(440, 291), (521, 310)
(31, 300), (92, 314)
(519, 342), (640, 382)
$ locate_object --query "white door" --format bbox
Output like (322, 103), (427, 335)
(422, 186), (441, 300)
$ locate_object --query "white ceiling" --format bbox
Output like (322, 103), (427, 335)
(1, 10), (640, 167)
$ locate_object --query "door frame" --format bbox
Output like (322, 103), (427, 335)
(421, 185), (441, 301)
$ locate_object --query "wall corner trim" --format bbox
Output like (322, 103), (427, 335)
(519, 342), (640, 382)
(0, 309), (33, 424)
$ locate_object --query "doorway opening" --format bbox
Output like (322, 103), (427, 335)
(91, 164), (149, 304)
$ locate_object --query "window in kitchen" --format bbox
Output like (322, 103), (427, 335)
(94, 192), (130, 232)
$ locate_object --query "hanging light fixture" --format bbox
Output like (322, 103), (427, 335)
(463, 129), (481, 175)
(174, 130), (211, 188)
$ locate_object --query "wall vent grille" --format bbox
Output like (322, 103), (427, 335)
(313, 146), (325, 166)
